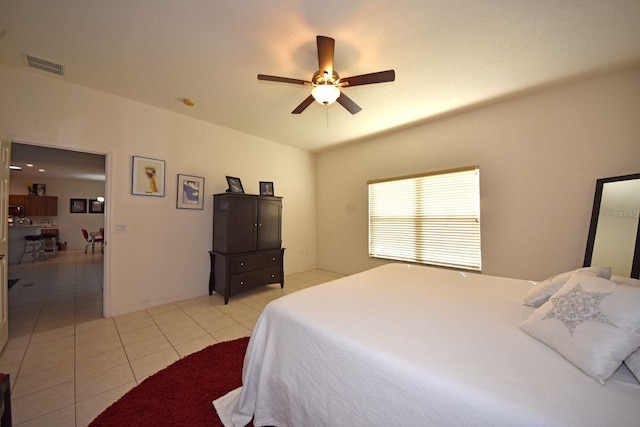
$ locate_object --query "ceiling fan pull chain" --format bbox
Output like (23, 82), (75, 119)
(325, 104), (330, 127)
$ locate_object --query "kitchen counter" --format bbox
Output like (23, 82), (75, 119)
(8, 225), (42, 264)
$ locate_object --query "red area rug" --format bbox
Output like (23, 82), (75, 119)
(90, 337), (250, 426)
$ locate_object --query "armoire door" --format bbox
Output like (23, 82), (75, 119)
(257, 198), (281, 250)
(226, 196), (258, 253)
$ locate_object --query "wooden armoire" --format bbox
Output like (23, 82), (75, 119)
(209, 193), (284, 304)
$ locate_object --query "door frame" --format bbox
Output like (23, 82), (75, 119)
(8, 138), (111, 317)
(0, 138), (11, 351)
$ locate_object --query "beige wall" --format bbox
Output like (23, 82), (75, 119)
(317, 67), (640, 281)
(3, 63), (639, 315)
(0, 64), (317, 316)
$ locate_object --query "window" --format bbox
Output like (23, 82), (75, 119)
(368, 166), (481, 271)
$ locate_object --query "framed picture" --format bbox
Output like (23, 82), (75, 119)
(260, 181), (275, 196)
(89, 199), (105, 214)
(226, 176), (244, 193)
(132, 156), (166, 196)
(32, 183), (46, 196)
(70, 198), (87, 213)
(177, 174), (205, 210)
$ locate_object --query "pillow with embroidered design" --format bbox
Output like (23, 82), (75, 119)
(522, 266), (611, 307)
(613, 276), (640, 381)
(611, 275), (640, 288)
(625, 349), (640, 382)
(520, 271), (640, 384)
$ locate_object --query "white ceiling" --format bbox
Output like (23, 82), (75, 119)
(1, 0), (640, 159)
(9, 143), (105, 181)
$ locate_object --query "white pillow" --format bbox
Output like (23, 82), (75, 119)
(522, 266), (612, 307)
(520, 271), (640, 384)
(617, 274), (640, 381)
(625, 350), (640, 382)
(611, 275), (640, 288)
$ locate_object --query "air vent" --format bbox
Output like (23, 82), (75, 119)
(25, 54), (64, 76)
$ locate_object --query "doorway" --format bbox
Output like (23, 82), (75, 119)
(8, 142), (107, 334)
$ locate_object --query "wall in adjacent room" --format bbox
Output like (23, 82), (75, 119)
(9, 175), (105, 250)
(0, 64), (317, 316)
(317, 67), (640, 281)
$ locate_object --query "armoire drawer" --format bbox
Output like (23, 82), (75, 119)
(229, 250), (282, 274)
(229, 267), (282, 295)
(210, 248), (285, 304)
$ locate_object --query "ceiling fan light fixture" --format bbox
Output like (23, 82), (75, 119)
(258, 36), (394, 114)
(311, 84), (340, 105)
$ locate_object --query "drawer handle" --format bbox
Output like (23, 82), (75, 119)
(240, 281), (244, 286)
(272, 257), (276, 261)
(240, 262), (244, 266)
(271, 274), (275, 278)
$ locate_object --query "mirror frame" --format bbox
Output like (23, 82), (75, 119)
(584, 173), (640, 279)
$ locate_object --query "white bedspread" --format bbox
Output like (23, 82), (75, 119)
(214, 263), (640, 426)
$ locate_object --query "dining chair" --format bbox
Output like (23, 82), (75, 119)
(81, 229), (92, 253)
(82, 228), (104, 254)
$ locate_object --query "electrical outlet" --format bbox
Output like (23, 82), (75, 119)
(115, 224), (127, 233)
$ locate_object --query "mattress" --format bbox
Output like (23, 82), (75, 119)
(214, 263), (640, 426)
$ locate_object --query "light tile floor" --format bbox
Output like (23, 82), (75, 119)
(0, 249), (344, 426)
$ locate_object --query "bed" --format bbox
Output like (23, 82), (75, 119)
(214, 263), (640, 426)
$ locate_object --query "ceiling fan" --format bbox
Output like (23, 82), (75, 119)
(258, 35), (395, 115)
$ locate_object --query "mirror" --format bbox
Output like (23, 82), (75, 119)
(584, 173), (640, 278)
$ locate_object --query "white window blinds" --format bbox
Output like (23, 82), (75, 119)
(368, 166), (481, 271)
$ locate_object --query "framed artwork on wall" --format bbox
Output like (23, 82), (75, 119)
(32, 183), (46, 196)
(70, 198), (87, 213)
(132, 156), (166, 196)
(177, 174), (205, 210)
(89, 199), (105, 214)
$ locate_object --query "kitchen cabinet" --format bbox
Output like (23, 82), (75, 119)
(26, 196), (58, 216)
(8, 195), (25, 205)
(9, 195), (58, 216)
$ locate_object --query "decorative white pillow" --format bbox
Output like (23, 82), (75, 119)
(520, 271), (640, 384)
(626, 350), (640, 382)
(522, 266), (612, 307)
(616, 276), (640, 381)
(611, 275), (640, 288)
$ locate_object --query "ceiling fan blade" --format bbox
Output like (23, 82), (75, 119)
(339, 70), (395, 87)
(317, 36), (335, 76)
(258, 74), (310, 85)
(336, 92), (362, 114)
(292, 95), (315, 114)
